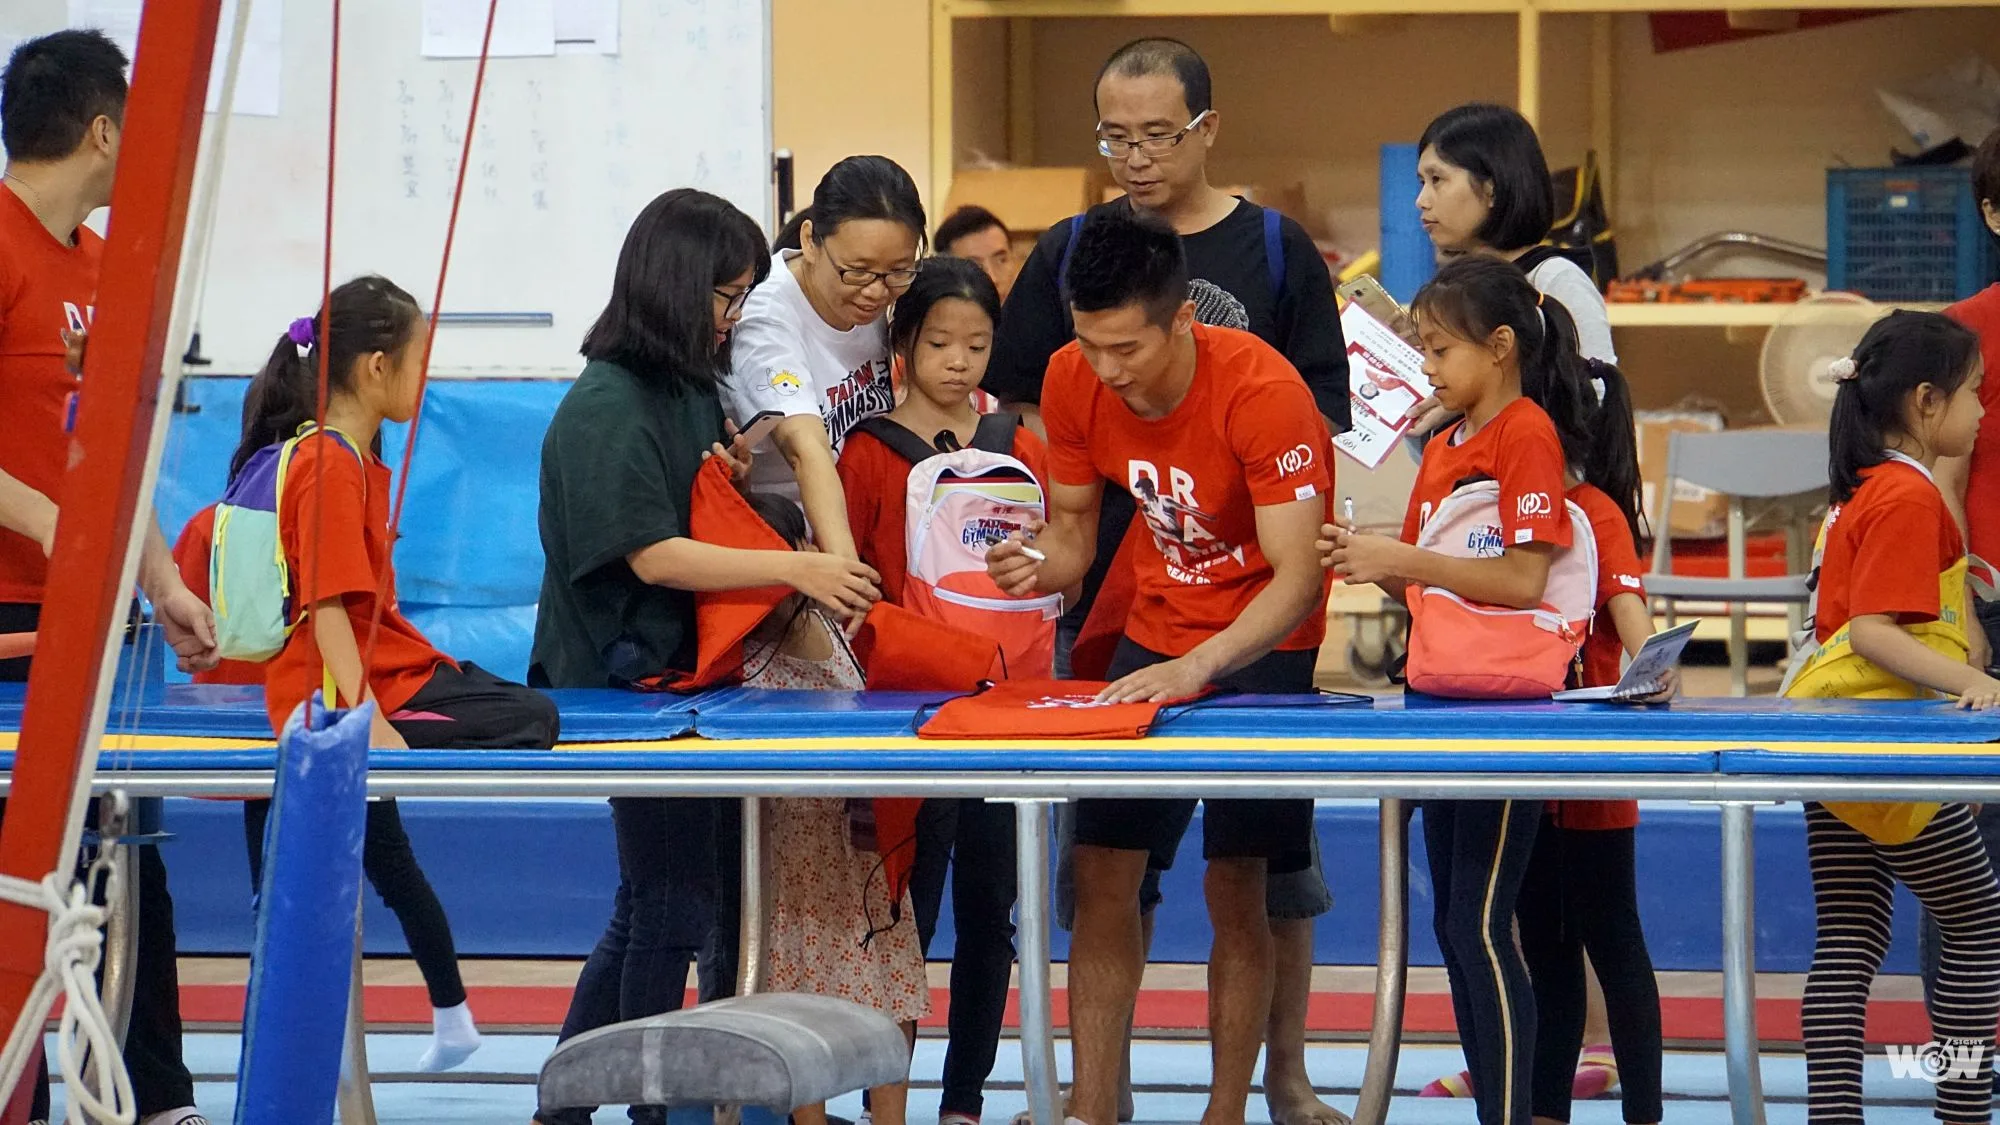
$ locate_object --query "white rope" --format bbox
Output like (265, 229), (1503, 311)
(0, 872), (134, 1125)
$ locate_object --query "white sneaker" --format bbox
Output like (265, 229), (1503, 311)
(941, 1114), (981, 1125)
(139, 1111), (209, 1125)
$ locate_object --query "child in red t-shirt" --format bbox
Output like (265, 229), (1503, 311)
(840, 256), (1051, 606)
(839, 256), (1049, 1124)
(1785, 311), (2000, 1125)
(1522, 362), (1667, 1125)
(229, 276), (561, 1074)
(1320, 256), (1584, 1125)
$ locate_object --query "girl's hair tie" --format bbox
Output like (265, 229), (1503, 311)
(1828, 356), (1859, 383)
(288, 316), (316, 358)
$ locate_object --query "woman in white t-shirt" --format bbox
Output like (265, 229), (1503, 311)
(727, 155), (927, 561)
(1414, 103), (1616, 364)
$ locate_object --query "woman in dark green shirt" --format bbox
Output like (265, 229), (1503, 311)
(531, 188), (881, 1125)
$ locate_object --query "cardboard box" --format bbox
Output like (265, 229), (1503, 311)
(944, 167), (1097, 234)
(1637, 410), (1730, 540)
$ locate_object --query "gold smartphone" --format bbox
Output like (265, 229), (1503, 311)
(1337, 275), (1422, 349)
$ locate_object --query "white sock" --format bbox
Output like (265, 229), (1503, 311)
(416, 1000), (481, 1072)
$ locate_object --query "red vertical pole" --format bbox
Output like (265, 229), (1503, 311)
(0, 0), (222, 1046)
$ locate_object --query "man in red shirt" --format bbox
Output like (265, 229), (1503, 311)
(988, 210), (1332, 1125)
(1920, 122), (2000, 1025)
(1939, 125), (2000, 597)
(0, 30), (218, 1125)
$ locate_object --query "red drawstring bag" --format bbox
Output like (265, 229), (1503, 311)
(917, 678), (1202, 740)
(851, 600), (1004, 691)
(643, 458), (795, 692)
(846, 600), (1003, 918)
(1069, 521), (1144, 681)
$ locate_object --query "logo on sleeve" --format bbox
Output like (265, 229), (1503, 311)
(1516, 492), (1553, 519)
(1274, 443), (1315, 478)
(1619, 574), (1643, 589)
(767, 370), (803, 397)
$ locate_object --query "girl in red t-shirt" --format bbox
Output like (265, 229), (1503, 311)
(838, 255), (1048, 1125)
(1786, 311), (2000, 1125)
(1320, 256), (1590, 1125)
(230, 276), (561, 1074)
(1518, 361), (1667, 1125)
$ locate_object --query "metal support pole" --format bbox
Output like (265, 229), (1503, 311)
(1354, 799), (1409, 1125)
(337, 908), (377, 1125)
(95, 793), (137, 1049)
(1720, 802), (1767, 1125)
(737, 796), (767, 997)
(1013, 800), (1061, 1125)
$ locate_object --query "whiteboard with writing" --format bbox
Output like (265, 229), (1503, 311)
(15, 0), (770, 376)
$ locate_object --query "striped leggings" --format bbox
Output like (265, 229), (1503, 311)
(1804, 802), (2000, 1125)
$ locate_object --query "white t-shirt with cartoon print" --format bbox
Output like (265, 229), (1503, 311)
(725, 249), (895, 498)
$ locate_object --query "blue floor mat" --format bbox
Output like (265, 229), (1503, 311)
(57, 1035), (1959, 1125)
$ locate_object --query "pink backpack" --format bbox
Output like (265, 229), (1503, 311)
(853, 415), (1061, 678)
(1403, 480), (1598, 699)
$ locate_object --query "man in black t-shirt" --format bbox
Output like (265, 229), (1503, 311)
(981, 37), (1350, 1125)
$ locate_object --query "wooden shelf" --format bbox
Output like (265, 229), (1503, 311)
(1606, 304), (1794, 328)
(1606, 301), (1948, 329)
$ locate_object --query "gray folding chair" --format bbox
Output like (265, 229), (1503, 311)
(1647, 429), (1827, 696)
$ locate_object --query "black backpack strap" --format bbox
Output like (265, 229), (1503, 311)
(969, 412), (1021, 455)
(1057, 214), (1084, 300)
(850, 415), (939, 466)
(1262, 206), (1286, 301)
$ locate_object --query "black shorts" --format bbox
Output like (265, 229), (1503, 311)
(1071, 636), (1318, 873)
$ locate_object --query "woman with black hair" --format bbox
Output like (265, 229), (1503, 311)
(531, 188), (881, 1125)
(1416, 103), (1616, 365)
(726, 155), (927, 566)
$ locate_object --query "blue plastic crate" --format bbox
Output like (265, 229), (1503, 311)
(1827, 166), (1998, 303)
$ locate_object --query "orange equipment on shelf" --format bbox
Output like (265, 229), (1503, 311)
(1607, 278), (1811, 304)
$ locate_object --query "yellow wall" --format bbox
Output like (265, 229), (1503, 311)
(771, 0), (934, 217)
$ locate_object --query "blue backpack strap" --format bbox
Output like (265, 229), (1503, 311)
(1057, 214), (1084, 298)
(1263, 206), (1286, 302)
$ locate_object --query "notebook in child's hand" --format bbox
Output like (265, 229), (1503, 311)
(1552, 621), (1702, 703)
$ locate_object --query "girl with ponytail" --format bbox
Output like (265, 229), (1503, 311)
(234, 275), (560, 1073)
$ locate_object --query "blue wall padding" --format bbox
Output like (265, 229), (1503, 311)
(1379, 143), (1436, 304)
(162, 798), (1913, 974)
(155, 377), (569, 682)
(235, 699), (371, 1125)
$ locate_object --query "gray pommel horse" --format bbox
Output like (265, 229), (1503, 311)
(535, 993), (912, 1125)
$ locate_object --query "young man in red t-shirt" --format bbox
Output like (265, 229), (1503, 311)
(1926, 125), (2000, 1015)
(988, 209), (1332, 1125)
(0, 31), (220, 1125)
(1938, 126), (2000, 631)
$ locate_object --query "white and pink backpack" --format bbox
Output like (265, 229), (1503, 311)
(853, 415), (1062, 678)
(1404, 480), (1598, 699)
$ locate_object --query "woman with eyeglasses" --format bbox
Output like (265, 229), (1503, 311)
(727, 155), (927, 565)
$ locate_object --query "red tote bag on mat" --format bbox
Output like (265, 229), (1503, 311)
(917, 679), (1205, 740)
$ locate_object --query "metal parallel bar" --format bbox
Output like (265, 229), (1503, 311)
(736, 796), (767, 997)
(27, 771), (2000, 803)
(337, 909), (378, 1125)
(1012, 800), (1061, 1125)
(1353, 799), (1409, 1125)
(1720, 803), (1768, 1125)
